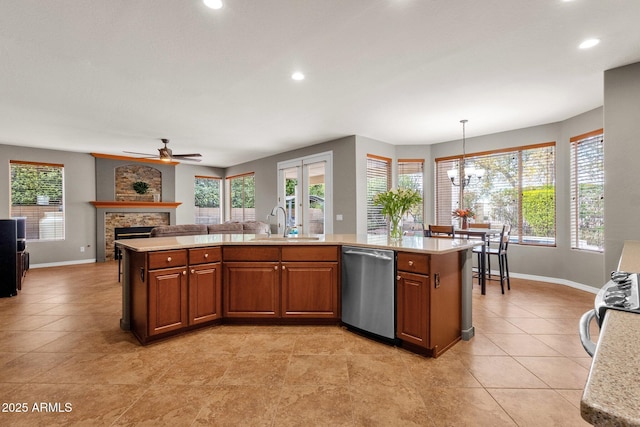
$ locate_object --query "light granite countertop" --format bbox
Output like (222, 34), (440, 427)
(581, 240), (640, 426)
(581, 309), (640, 426)
(115, 233), (481, 254)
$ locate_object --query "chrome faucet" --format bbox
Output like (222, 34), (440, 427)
(269, 206), (290, 237)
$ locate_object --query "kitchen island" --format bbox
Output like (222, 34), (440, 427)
(116, 233), (480, 357)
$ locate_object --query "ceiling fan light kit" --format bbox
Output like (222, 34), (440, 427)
(124, 139), (203, 162)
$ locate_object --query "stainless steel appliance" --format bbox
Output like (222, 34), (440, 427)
(579, 271), (640, 356)
(341, 246), (396, 340)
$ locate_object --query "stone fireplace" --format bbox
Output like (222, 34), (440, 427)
(91, 153), (181, 262)
(104, 212), (169, 261)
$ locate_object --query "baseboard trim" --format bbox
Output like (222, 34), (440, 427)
(507, 271), (599, 294)
(30, 259), (97, 269)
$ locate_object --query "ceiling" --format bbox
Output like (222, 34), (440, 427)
(1, 0), (639, 167)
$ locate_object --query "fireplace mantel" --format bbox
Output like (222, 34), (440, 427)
(90, 201), (182, 208)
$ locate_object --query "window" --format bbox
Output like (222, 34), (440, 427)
(367, 154), (391, 234)
(194, 176), (222, 224)
(436, 142), (556, 246)
(398, 159), (424, 224)
(226, 173), (255, 221)
(570, 129), (604, 252)
(10, 160), (65, 240)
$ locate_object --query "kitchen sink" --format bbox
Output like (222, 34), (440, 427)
(251, 236), (320, 242)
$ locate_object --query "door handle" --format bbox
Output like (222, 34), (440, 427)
(343, 250), (393, 261)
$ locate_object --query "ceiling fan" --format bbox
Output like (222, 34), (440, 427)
(124, 139), (202, 162)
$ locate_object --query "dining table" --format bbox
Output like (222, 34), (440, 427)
(454, 228), (502, 295)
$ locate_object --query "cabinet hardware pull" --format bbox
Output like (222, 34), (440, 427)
(204, 253), (208, 258)
(191, 269), (195, 274)
(408, 260), (414, 266)
(274, 266), (278, 270)
(282, 266), (286, 270)
(167, 256), (172, 262)
(434, 272), (440, 288)
(397, 275), (401, 280)
(182, 270), (187, 276)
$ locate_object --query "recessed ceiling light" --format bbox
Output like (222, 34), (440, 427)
(291, 72), (305, 81)
(579, 38), (600, 49)
(203, 0), (223, 10)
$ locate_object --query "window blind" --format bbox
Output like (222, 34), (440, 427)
(10, 160), (65, 241)
(227, 173), (255, 222)
(366, 155), (391, 234)
(435, 142), (556, 246)
(435, 158), (459, 226)
(398, 159), (424, 224)
(570, 131), (604, 251)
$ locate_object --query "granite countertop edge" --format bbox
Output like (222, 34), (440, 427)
(581, 240), (640, 426)
(115, 233), (482, 254)
(581, 310), (640, 426)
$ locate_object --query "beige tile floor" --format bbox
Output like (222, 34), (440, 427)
(0, 261), (598, 426)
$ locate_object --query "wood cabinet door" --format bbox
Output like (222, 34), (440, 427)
(429, 252), (462, 356)
(189, 262), (222, 325)
(281, 262), (339, 318)
(148, 267), (188, 336)
(396, 271), (429, 348)
(223, 262), (280, 317)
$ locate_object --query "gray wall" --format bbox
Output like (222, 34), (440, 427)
(175, 163), (225, 224)
(225, 136), (357, 234)
(604, 62), (640, 276)
(0, 144), (96, 265)
(4, 62), (634, 289)
(430, 108), (604, 289)
(94, 157), (177, 202)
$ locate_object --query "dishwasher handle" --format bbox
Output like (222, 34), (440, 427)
(579, 309), (597, 357)
(343, 249), (393, 261)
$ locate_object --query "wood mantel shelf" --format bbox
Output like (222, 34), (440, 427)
(90, 201), (182, 208)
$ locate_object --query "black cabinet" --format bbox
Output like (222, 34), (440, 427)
(0, 219), (18, 297)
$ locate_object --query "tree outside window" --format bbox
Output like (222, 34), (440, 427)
(10, 160), (65, 240)
(194, 176), (221, 224)
(570, 130), (604, 251)
(436, 143), (556, 246)
(228, 173), (255, 221)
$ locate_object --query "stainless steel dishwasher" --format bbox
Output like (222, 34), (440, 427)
(341, 246), (396, 340)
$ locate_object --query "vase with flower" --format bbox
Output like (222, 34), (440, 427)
(452, 208), (475, 229)
(373, 188), (422, 240)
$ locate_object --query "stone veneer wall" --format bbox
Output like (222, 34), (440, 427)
(105, 212), (169, 261)
(115, 165), (162, 202)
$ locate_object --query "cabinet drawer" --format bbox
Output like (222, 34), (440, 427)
(397, 252), (429, 275)
(281, 245), (338, 262)
(148, 250), (187, 270)
(223, 246), (279, 261)
(189, 247), (221, 264)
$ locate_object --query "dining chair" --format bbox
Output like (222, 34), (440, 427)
(469, 222), (491, 229)
(469, 222), (492, 273)
(427, 224), (455, 238)
(474, 224), (511, 293)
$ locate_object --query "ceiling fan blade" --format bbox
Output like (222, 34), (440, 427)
(124, 151), (157, 157)
(172, 155), (202, 162)
(172, 153), (202, 158)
